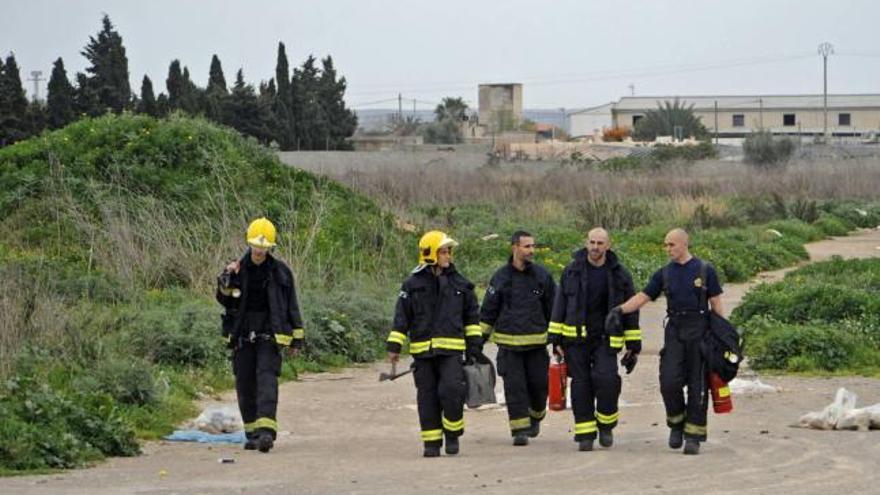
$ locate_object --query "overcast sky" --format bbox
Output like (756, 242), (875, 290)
(3, 0), (880, 110)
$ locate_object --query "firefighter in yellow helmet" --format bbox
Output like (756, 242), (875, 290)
(216, 217), (304, 453)
(386, 231), (482, 457)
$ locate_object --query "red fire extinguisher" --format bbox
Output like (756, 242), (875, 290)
(709, 372), (733, 414)
(548, 356), (568, 411)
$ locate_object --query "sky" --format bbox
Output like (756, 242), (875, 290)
(3, 0), (880, 111)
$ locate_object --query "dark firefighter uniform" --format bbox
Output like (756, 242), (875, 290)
(386, 233), (481, 456)
(548, 249), (641, 444)
(643, 257), (721, 444)
(479, 257), (556, 439)
(216, 219), (304, 452)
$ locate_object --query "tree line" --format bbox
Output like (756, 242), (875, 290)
(0, 15), (357, 150)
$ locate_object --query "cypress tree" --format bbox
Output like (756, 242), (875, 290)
(166, 60), (184, 110)
(292, 55), (325, 150)
(138, 75), (158, 117)
(0, 53), (32, 146)
(46, 57), (77, 129)
(207, 54), (227, 95)
(80, 14), (131, 114)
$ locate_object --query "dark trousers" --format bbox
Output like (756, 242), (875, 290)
(659, 322), (709, 441)
(497, 347), (549, 435)
(413, 354), (465, 446)
(234, 338), (282, 440)
(565, 339), (621, 441)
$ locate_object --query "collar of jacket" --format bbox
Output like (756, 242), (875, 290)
(507, 255), (533, 273)
(571, 248), (621, 270)
(412, 263), (459, 277)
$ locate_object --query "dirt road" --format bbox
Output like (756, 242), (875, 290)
(4, 230), (880, 495)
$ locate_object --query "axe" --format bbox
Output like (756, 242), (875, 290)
(379, 361), (413, 381)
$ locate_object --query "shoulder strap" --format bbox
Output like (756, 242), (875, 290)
(662, 264), (670, 296)
(699, 260), (709, 311)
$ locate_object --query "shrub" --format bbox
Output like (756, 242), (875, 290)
(743, 317), (858, 371)
(743, 131), (794, 167)
(602, 126), (630, 142)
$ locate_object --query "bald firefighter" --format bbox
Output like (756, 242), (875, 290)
(216, 218), (304, 453)
(386, 231), (482, 457)
(548, 228), (641, 452)
(614, 228), (723, 455)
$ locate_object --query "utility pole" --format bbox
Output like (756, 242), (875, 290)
(818, 42), (834, 141)
(628, 83), (635, 96)
(759, 98), (764, 129)
(714, 100), (719, 145)
(412, 98), (416, 118)
(398, 93), (403, 123)
(28, 71), (44, 102)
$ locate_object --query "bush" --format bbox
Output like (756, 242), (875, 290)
(0, 374), (140, 470)
(743, 131), (794, 167)
(743, 317), (859, 371)
(602, 126), (630, 142)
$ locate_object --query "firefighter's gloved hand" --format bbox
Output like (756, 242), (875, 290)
(466, 341), (483, 364)
(605, 307), (623, 334)
(620, 351), (638, 374)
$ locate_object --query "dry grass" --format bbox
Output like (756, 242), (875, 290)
(325, 158), (880, 212)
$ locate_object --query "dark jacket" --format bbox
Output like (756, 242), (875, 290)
(548, 249), (641, 352)
(216, 253), (304, 349)
(479, 258), (556, 350)
(386, 263), (481, 358)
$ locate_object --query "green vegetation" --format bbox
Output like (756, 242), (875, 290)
(631, 98), (709, 141)
(743, 130), (795, 167)
(732, 257), (880, 374)
(0, 113), (410, 472)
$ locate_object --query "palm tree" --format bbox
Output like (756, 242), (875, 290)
(632, 98), (708, 141)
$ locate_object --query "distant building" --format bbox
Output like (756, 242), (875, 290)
(569, 94), (880, 139)
(479, 83), (523, 131)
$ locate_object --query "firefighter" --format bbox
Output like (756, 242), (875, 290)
(548, 228), (641, 452)
(216, 217), (304, 453)
(613, 228), (723, 455)
(386, 231), (482, 457)
(480, 231), (556, 446)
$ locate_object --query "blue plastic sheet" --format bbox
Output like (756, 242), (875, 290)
(164, 430), (246, 444)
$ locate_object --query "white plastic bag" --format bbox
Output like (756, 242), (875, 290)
(798, 388), (858, 430)
(192, 405), (243, 433)
(729, 378), (778, 395)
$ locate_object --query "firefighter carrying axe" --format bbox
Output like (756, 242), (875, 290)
(379, 361), (413, 382)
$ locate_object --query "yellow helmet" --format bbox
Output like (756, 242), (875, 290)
(418, 230), (458, 265)
(246, 217), (277, 248)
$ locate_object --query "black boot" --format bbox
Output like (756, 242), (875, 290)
(423, 443), (441, 457)
(243, 438), (258, 450)
(578, 439), (594, 452)
(445, 435), (459, 455)
(683, 439), (700, 455)
(257, 432), (274, 453)
(599, 429), (614, 448)
(668, 429), (683, 449)
(528, 419), (541, 438)
(513, 433), (529, 446)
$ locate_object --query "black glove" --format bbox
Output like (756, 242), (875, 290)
(620, 351), (638, 374)
(466, 340), (483, 363)
(604, 307), (623, 334)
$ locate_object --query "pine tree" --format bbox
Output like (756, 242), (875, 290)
(138, 75), (158, 117)
(319, 56), (357, 150)
(24, 100), (47, 136)
(224, 69), (272, 144)
(79, 15), (131, 114)
(46, 57), (77, 129)
(0, 53), (32, 146)
(291, 55), (325, 150)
